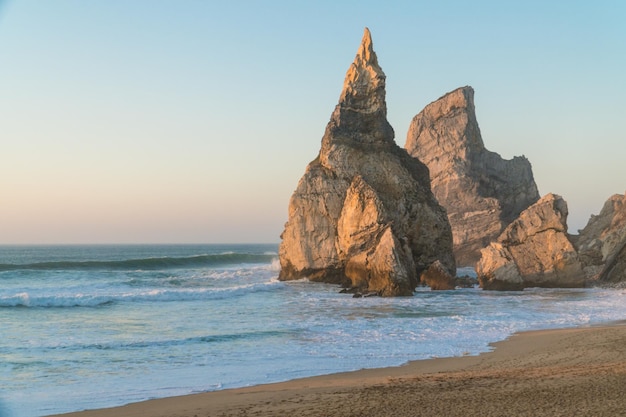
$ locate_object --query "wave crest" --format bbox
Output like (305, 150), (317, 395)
(0, 280), (283, 308)
(0, 253), (277, 272)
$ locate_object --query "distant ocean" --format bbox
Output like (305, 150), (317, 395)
(1, 244), (626, 417)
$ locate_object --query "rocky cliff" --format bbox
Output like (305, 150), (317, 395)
(405, 87), (540, 266)
(576, 192), (626, 283)
(476, 193), (585, 290)
(278, 28), (455, 296)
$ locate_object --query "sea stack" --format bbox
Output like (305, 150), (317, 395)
(476, 193), (585, 290)
(278, 28), (455, 296)
(576, 192), (626, 283)
(405, 87), (540, 266)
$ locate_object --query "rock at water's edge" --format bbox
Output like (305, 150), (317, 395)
(476, 193), (585, 290)
(278, 28), (455, 296)
(419, 260), (455, 290)
(576, 192), (626, 283)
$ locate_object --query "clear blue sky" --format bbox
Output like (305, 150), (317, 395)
(0, 1), (624, 244)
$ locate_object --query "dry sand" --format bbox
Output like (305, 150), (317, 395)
(52, 323), (626, 417)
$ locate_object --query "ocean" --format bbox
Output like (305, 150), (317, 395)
(1, 244), (625, 417)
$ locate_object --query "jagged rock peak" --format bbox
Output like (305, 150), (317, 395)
(414, 86), (485, 152)
(405, 86), (540, 266)
(337, 27), (386, 115)
(323, 28), (395, 150)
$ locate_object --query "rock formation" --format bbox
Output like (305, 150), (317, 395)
(576, 192), (626, 283)
(405, 87), (540, 267)
(278, 28), (455, 296)
(419, 260), (455, 290)
(476, 193), (585, 290)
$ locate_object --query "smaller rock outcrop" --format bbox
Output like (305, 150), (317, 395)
(419, 260), (455, 290)
(476, 194), (585, 290)
(601, 242), (626, 283)
(405, 87), (540, 267)
(576, 192), (626, 283)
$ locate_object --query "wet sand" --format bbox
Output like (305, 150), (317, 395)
(52, 323), (626, 417)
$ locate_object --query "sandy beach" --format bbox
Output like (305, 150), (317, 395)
(51, 322), (626, 417)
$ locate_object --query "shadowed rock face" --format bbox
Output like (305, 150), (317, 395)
(476, 193), (585, 291)
(576, 192), (626, 283)
(405, 87), (540, 267)
(278, 28), (455, 296)
(419, 260), (455, 291)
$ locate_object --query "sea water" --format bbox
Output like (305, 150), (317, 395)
(1, 244), (625, 417)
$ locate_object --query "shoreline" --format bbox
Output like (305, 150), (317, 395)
(51, 322), (626, 417)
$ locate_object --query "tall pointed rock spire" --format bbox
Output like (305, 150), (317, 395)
(278, 29), (455, 296)
(324, 28), (394, 150)
(338, 27), (387, 115)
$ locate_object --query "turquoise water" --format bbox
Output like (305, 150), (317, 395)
(1, 244), (625, 417)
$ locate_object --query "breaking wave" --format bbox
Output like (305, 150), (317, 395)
(0, 280), (283, 308)
(0, 253), (276, 272)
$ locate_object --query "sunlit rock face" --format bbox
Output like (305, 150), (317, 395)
(278, 28), (455, 296)
(405, 87), (540, 267)
(576, 192), (626, 283)
(476, 193), (585, 291)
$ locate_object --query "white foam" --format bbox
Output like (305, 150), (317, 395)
(5, 258), (626, 417)
(269, 257), (281, 272)
(0, 280), (284, 308)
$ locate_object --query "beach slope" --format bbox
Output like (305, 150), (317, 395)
(52, 323), (626, 417)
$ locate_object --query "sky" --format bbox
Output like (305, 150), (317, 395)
(0, 1), (624, 244)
